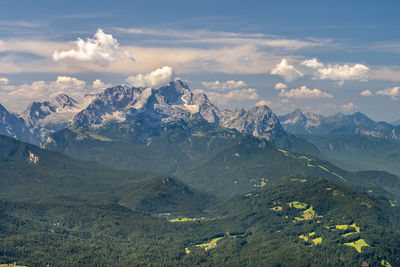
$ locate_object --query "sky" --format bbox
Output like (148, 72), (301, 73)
(0, 0), (400, 121)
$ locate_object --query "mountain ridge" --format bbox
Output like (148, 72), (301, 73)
(0, 80), (289, 147)
(279, 108), (399, 140)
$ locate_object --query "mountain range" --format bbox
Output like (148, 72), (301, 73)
(2, 80), (400, 266)
(279, 109), (399, 140)
(2, 80), (399, 151)
(0, 80), (290, 148)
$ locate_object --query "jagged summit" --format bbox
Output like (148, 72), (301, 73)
(221, 104), (288, 147)
(50, 93), (78, 109)
(72, 80), (287, 145)
(73, 80), (221, 127)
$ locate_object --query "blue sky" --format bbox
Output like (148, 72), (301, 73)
(0, 0), (400, 121)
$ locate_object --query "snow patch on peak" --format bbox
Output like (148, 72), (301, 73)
(28, 151), (39, 164)
(132, 87), (153, 110)
(180, 96), (199, 114)
(101, 111), (127, 123)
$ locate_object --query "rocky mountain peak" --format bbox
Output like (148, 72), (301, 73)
(50, 93), (78, 109)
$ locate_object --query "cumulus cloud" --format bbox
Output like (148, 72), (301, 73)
(315, 63), (370, 81)
(274, 82), (287, 90)
(52, 28), (133, 67)
(376, 86), (400, 100)
(53, 76), (86, 90)
(270, 59), (303, 82)
(254, 99), (273, 107)
(195, 88), (259, 106)
(301, 58), (324, 69)
(201, 80), (247, 91)
(360, 90), (373, 96)
(126, 66), (174, 88)
(0, 77), (9, 85)
(341, 102), (357, 111)
(279, 85), (333, 99)
(92, 79), (112, 90)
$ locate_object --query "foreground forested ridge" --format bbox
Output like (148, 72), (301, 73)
(1, 177), (400, 266)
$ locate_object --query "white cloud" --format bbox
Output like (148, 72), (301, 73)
(301, 58), (324, 69)
(254, 99), (273, 107)
(53, 76), (86, 90)
(341, 102), (357, 111)
(0, 76), (93, 111)
(315, 63), (370, 81)
(52, 28), (132, 67)
(274, 82), (287, 90)
(270, 59), (303, 82)
(360, 90), (373, 96)
(279, 85), (333, 99)
(196, 88), (259, 106)
(126, 66), (174, 88)
(0, 77), (9, 85)
(92, 79), (112, 90)
(376, 86), (400, 100)
(201, 80), (247, 91)
(7, 76), (86, 99)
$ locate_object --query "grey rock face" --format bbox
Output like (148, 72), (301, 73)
(221, 105), (288, 147)
(20, 93), (88, 143)
(0, 104), (37, 144)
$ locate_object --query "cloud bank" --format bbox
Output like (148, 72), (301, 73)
(279, 85), (333, 99)
(201, 80), (247, 91)
(377, 86), (400, 99)
(126, 66), (174, 88)
(315, 63), (370, 81)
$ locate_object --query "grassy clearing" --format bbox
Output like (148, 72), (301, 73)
(294, 206), (322, 221)
(298, 232), (322, 246)
(277, 148), (297, 158)
(291, 178), (307, 183)
(344, 239), (369, 253)
(335, 223), (360, 237)
(381, 260), (392, 267)
(169, 217), (200, 222)
(288, 201), (308, 209)
(270, 206), (283, 212)
(312, 237), (322, 245)
(195, 237), (225, 251)
(318, 165), (347, 181)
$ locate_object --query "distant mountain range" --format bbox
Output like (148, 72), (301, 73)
(279, 109), (399, 140)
